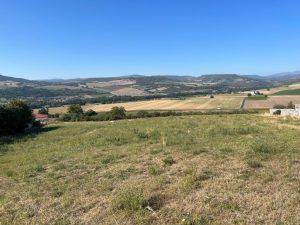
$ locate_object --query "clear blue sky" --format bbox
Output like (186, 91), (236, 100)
(0, 0), (300, 80)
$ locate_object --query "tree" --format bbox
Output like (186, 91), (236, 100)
(85, 109), (97, 116)
(0, 100), (33, 136)
(67, 104), (83, 114)
(38, 107), (48, 115)
(287, 101), (295, 109)
(136, 110), (149, 118)
(109, 106), (126, 120)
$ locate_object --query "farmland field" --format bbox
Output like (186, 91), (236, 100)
(273, 89), (300, 95)
(244, 95), (300, 109)
(0, 115), (299, 224)
(45, 95), (245, 114)
(257, 82), (300, 95)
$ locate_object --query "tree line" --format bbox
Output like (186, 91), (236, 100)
(56, 104), (258, 122)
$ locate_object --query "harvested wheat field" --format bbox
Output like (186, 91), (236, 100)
(47, 95), (244, 114)
(0, 114), (299, 224)
(244, 95), (300, 109)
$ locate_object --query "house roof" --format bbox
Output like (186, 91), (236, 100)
(33, 113), (48, 119)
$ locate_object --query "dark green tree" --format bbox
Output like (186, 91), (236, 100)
(287, 101), (295, 109)
(67, 104), (83, 114)
(85, 109), (97, 116)
(38, 107), (48, 115)
(109, 107), (126, 120)
(0, 100), (33, 136)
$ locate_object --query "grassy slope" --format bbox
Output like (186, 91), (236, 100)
(0, 115), (299, 224)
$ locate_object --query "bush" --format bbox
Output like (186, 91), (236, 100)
(273, 104), (286, 109)
(67, 104), (83, 114)
(109, 106), (126, 120)
(273, 110), (281, 115)
(287, 101), (295, 109)
(0, 100), (33, 136)
(38, 107), (48, 115)
(210, 95), (214, 98)
(85, 109), (97, 116)
(136, 110), (149, 118)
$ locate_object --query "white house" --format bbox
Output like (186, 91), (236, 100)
(270, 104), (300, 117)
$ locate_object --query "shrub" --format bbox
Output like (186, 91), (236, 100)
(109, 106), (126, 120)
(85, 109), (97, 116)
(287, 101), (295, 109)
(136, 110), (149, 118)
(38, 107), (48, 115)
(67, 104), (83, 114)
(210, 95), (214, 98)
(273, 110), (281, 115)
(0, 100), (33, 136)
(273, 104), (286, 109)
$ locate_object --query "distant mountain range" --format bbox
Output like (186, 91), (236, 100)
(1, 71), (300, 107)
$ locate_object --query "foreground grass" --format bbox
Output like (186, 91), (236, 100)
(0, 115), (299, 224)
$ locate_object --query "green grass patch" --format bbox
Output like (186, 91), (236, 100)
(247, 95), (268, 100)
(273, 89), (300, 95)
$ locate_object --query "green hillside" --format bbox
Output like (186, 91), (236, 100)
(1, 115), (299, 224)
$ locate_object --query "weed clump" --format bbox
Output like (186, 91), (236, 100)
(251, 141), (281, 155)
(247, 160), (263, 168)
(183, 215), (212, 225)
(113, 187), (146, 211)
(163, 156), (175, 166)
(148, 165), (161, 176)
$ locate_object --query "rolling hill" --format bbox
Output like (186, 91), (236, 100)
(1, 72), (300, 108)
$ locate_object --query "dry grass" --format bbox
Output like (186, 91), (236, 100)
(0, 114), (299, 224)
(244, 95), (300, 109)
(45, 95), (244, 113)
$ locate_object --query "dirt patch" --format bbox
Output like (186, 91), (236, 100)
(111, 87), (146, 96)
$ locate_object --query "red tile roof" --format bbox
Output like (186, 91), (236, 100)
(33, 113), (48, 119)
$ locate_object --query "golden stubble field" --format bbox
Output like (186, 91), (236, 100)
(46, 95), (245, 113)
(244, 95), (300, 109)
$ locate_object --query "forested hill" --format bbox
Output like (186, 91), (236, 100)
(1, 72), (300, 107)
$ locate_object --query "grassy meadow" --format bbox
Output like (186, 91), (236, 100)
(0, 115), (299, 224)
